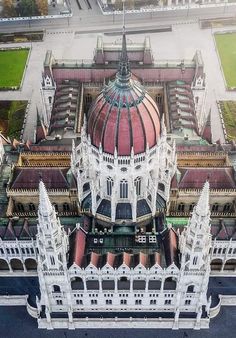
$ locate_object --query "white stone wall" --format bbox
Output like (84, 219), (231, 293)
(72, 121), (176, 222)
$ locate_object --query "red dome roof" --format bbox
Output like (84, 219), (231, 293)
(87, 78), (161, 156)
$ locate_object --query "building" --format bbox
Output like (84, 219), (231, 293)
(0, 24), (236, 330)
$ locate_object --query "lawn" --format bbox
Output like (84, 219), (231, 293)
(215, 33), (236, 88)
(219, 100), (236, 141)
(0, 101), (28, 140)
(0, 48), (29, 89)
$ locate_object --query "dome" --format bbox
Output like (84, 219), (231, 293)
(87, 30), (161, 156)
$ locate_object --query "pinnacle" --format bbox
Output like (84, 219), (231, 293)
(39, 181), (53, 216)
(196, 181), (210, 216)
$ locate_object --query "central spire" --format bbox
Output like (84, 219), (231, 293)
(116, 2), (131, 86)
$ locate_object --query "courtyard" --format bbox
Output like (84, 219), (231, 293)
(0, 48), (29, 89)
(0, 100), (28, 140)
(219, 100), (236, 141)
(215, 32), (236, 89)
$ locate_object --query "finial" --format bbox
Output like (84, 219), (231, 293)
(196, 181), (210, 216)
(116, 0), (131, 86)
(39, 181), (53, 217)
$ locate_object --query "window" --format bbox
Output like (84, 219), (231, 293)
(76, 299), (83, 305)
(150, 299), (156, 305)
(53, 203), (58, 212)
(189, 203), (195, 212)
(120, 299), (127, 305)
(17, 203), (25, 212)
(134, 177), (141, 196)
(193, 256), (198, 265)
(185, 299), (191, 305)
(165, 299), (171, 305)
(223, 203), (231, 213)
(212, 203), (219, 212)
(120, 179), (128, 199)
(156, 94), (162, 105)
(107, 177), (113, 196)
(48, 96), (52, 104)
(56, 300), (62, 305)
(106, 299), (112, 305)
(50, 256), (55, 265)
(177, 203), (185, 212)
(29, 203), (35, 212)
(135, 299), (142, 305)
(63, 203), (70, 212)
(158, 182), (165, 193)
(85, 94), (92, 105)
(53, 285), (61, 293)
(187, 285), (194, 293)
(91, 299), (97, 305)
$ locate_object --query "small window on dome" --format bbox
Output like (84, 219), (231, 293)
(135, 165), (141, 170)
(107, 165), (113, 170)
(123, 103), (127, 108)
(121, 167), (127, 172)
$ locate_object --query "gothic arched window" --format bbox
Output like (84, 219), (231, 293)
(63, 203), (70, 212)
(223, 203), (231, 213)
(120, 179), (128, 199)
(177, 203), (185, 212)
(17, 203), (25, 212)
(52, 285), (61, 293)
(52, 203), (58, 212)
(134, 177), (141, 196)
(212, 203), (219, 212)
(29, 203), (35, 212)
(189, 203), (195, 212)
(106, 177), (113, 196)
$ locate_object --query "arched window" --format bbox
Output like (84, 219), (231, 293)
(189, 203), (195, 212)
(63, 203), (70, 212)
(52, 285), (61, 293)
(106, 177), (113, 196)
(177, 203), (185, 212)
(156, 94), (162, 105)
(158, 182), (165, 192)
(193, 256), (198, 265)
(52, 203), (58, 212)
(29, 203), (35, 212)
(17, 203), (25, 212)
(120, 179), (128, 199)
(187, 285), (195, 293)
(50, 256), (55, 265)
(134, 177), (141, 196)
(48, 96), (52, 104)
(212, 203), (219, 212)
(85, 94), (92, 105)
(83, 182), (90, 192)
(223, 203), (231, 213)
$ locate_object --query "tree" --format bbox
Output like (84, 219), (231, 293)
(36, 0), (48, 15)
(1, 0), (16, 18)
(17, 0), (38, 17)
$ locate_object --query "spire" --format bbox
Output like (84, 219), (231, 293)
(196, 181), (210, 216)
(116, 1), (130, 86)
(39, 181), (53, 216)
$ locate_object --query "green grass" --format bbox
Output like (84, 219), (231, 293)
(0, 100), (28, 140)
(219, 100), (236, 141)
(215, 33), (236, 88)
(0, 49), (29, 88)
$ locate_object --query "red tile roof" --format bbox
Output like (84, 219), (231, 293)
(11, 168), (69, 190)
(178, 168), (236, 189)
(72, 228), (86, 267)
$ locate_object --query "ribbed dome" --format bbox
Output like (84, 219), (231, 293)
(87, 28), (161, 156)
(87, 79), (161, 156)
